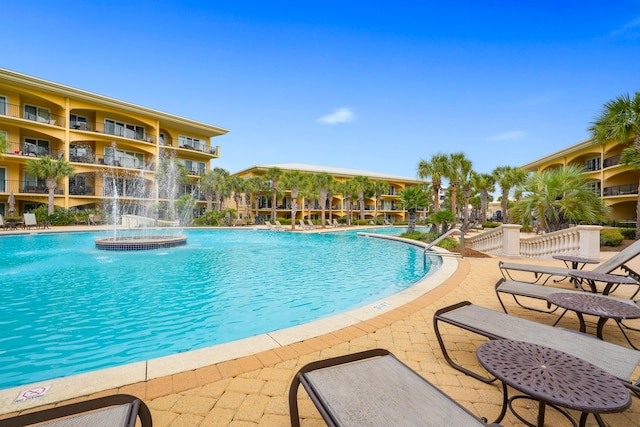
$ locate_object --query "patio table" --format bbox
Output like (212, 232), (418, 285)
(476, 339), (631, 427)
(568, 269), (637, 295)
(547, 292), (640, 345)
(552, 254), (599, 285)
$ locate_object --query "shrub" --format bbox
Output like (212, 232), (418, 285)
(482, 222), (500, 228)
(600, 228), (624, 246)
(277, 217), (291, 225)
(619, 228), (636, 240)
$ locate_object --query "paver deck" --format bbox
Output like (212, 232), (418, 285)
(1, 227), (639, 426)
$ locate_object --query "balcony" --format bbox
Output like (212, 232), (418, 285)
(603, 155), (621, 168)
(603, 184), (639, 196)
(6, 141), (64, 159)
(70, 120), (156, 144)
(1, 103), (65, 127)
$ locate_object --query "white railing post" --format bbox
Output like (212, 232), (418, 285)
(577, 225), (603, 258)
(502, 224), (522, 257)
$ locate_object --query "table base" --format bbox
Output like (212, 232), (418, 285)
(498, 384), (607, 427)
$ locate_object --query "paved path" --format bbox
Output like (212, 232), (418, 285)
(1, 233), (639, 426)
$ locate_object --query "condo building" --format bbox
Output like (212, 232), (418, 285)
(232, 163), (423, 223)
(521, 138), (640, 224)
(0, 68), (228, 217)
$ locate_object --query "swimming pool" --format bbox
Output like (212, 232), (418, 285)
(0, 228), (435, 389)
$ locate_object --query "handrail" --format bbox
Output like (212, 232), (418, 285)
(424, 228), (464, 267)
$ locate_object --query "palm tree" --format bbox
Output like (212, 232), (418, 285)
(493, 165), (528, 223)
(244, 176), (267, 223)
(589, 92), (640, 236)
(0, 132), (6, 158)
(25, 156), (75, 215)
(418, 153), (450, 213)
(398, 186), (428, 233)
(300, 174), (317, 223)
(510, 165), (608, 233)
(371, 180), (389, 225)
(470, 172), (495, 224)
(228, 176), (246, 223)
(339, 179), (357, 226)
(351, 175), (371, 222)
(281, 169), (305, 230)
(199, 170), (217, 212)
(264, 167), (282, 221)
(210, 167), (230, 213)
(589, 92), (640, 149)
(448, 152), (472, 223)
(314, 172), (334, 228)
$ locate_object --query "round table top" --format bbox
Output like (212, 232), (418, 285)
(552, 254), (599, 264)
(568, 269), (637, 284)
(476, 340), (631, 413)
(547, 292), (640, 320)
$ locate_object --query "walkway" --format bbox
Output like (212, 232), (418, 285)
(1, 233), (639, 426)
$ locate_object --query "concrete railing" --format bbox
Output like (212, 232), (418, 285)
(466, 224), (602, 259)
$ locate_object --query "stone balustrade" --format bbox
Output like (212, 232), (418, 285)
(465, 224), (602, 259)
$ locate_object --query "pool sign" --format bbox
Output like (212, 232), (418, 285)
(15, 385), (50, 402)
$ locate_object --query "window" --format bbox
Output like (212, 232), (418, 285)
(178, 135), (203, 150)
(24, 104), (51, 123)
(104, 119), (145, 140)
(181, 160), (206, 175)
(0, 167), (5, 192)
(70, 113), (89, 130)
(104, 147), (144, 168)
(585, 157), (601, 172)
(23, 172), (46, 191)
(24, 138), (50, 156)
(0, 96), (7, 115)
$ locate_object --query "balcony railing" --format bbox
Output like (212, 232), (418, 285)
(6, 141), (65, 159)
(603, 184), (639, 196)
(1, 103), (65, 127)
(0, 180), (66, 195)
(603, 155), (621, 168)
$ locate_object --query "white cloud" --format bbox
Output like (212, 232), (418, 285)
(485, 131), (526, 141)
(318, 108), (354, 124)
(608, 17), (640, 39)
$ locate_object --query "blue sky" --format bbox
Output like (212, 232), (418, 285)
(3, 1), (640, 179)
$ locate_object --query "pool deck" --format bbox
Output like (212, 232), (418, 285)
(1, 225), (640, 426)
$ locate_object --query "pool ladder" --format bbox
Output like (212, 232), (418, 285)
(423, 228), (464, 268)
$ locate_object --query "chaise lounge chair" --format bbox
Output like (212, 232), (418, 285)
(23, 213), (38, 230)
(298, 219), (311, 230)
(499, 238), (640, 284)
(306, 219), (316, 229)
(289, 348), (502, 426)
(1, 394), (152, 427)
(433, 301), (640, 396)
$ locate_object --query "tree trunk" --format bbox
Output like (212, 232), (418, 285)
(407, 209), (416, 233)
(320, 188), (327, 228)
(46, 178), (57, 215)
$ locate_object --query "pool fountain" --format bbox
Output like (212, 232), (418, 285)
(94, 144), (191, 250)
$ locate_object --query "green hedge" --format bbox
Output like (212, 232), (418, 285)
(619, 228), (636, 240)
(600, 228), (624, 246)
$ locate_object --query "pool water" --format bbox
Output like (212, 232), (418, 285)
(0, 228), (434, 389)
